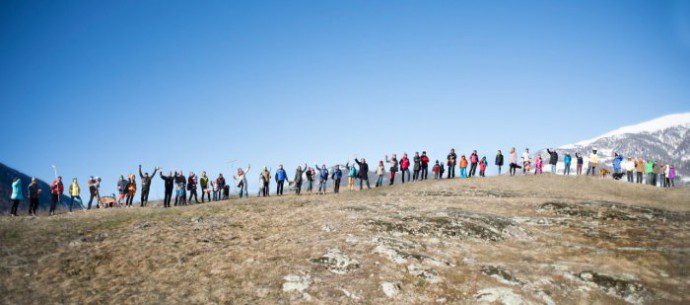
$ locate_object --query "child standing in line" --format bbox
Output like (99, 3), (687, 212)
(479, 156), (488, 177)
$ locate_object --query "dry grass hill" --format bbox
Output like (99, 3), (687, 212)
(1, 175), (689, 305)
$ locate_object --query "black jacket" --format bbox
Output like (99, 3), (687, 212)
(355, 159), (369, 179)
(546, 149), (558, 165)
(160, 173), (174, 192)
(495, 154), (504, 166)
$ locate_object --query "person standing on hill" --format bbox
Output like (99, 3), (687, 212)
(68, 178), (81, 212)
(469, 150), (479, 178)
(260, 167), (270, 197)
(645, 159), (654, 185)
(652, 161), (661, 187)
(275, 165), (288, 196)
(305, 167), (315, 193)
(546, 149), (558, 174)
(659, 161), (667, 187)
(355, 158), (370, 190)
(125, 174), (137, 207)
(116, 176), (127, 206)
(10, 177), (23, 216)
(612, 153), (624, 175)
(174, 171), (187, 205)
(187, 172), (199, 203)
(563, 153), (572, 175)
(233, 165), (251, 198)
(400, 153), (411, 183)
(522, 148), (531, 174)
(345, 162), (357, 191)
(420, 151), (430, 180)
(28, 177), (40, 215)
(667, 165), (676, 187)
(509, 147), (519, 176)
(495, 150), (504, 175)
(87, 176), (101, 209)
(375, 160), (385, 187)
(587, 149), (599, 176)
(160, 171), (175, 207)
(447, 149), (457, 178)
(433, 161), (441, 179)
(575, 153), (584, 175)
(292, 164), (306, 195)
(623, 157), (634, 182)
(479, 156), (488, 177)
(385, 154), (399, 185)
(535, 156), (544, 174)
(139, 165), (158, 207)
(412, 152), (421, 181)
(315, 164), (329, 194)
(635, 158), (644, 183)
(49, 176), (63, 216)
(215, 173), (226, 200)
(332, 165), (343, 193)
(459, 155), (468, 178)
(200, 171), (210, 202)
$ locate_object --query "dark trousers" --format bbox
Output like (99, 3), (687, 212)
(69, 195), (81, 211)
(412, 169), (420, 181)
(563, 165), (570, 175)
(50, 194), (59, 214)
(188, 188), (199, 203)
(509, 163), (518, 176)
(201, 187), (210, 202)
(626, 171), (633, 182)
(276, 181), (284, 195)
(447, 164), (455, 178)
(88, 190), (98, 209)
(479, 169), (485, 177)
(469, 163), (477, 177)
(389, 171), (396, 185)
(334, 178), (341, 193)
(295, 181), (302, 195)
(401, 169), (410, 183)
(497, 166), (502, 175)
(359, 177), (370, 190)
(29, 198), (39, 215)
(307, 180), (313, 192)
(163, 190), (172, 207)
(421, 167), (428, 179)
(125, 194), (134, 206)
(636, 172), (643, 183)
(11, 199), (20, 216)
(140, 187), (150, 206)
(262, 182), (270, 196)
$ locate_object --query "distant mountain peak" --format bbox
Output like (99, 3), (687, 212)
(562, 113), (690, 149)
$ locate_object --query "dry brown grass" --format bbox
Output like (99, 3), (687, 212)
(1, 175), (688, 304)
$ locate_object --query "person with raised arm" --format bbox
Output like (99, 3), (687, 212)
(292, 164), (307, 195)
(345, 162), (357, 191)
(385, 154), (399, 185)
(160, 171), (174, 207)
(233, 164), (251, 198)
(10, 177), (23, 216)
(139, 165), (158, 207)
(314, 164), (329, 194)
(187, 172), (199, 203)
(354, 157), (371, 190)
(331, 164), (344, 193)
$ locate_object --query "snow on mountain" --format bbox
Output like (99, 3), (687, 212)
(563, 113), (690, 148)
(537, 113), (690, 183)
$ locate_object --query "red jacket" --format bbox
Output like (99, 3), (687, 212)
(421, 155), (430, 167)
(400, 157), (410, 169)
(432, 164), (440, 173)
(50, 180), (64, 195)
(470, 153), (478, 164)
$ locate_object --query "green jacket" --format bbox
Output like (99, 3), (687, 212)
(200, 176), (209, 188)
(645, 161), (654, 174)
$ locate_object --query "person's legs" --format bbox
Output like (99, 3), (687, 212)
(389, 171), (395, 185)
(50, 194), (58, 215)
(69, 196), (75, 212)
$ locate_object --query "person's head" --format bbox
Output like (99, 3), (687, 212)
(72, 178), (77, 183)
(614, 153), (618, 157)
(473, 150), (477, 154)
(189, 171), (194, 176)
(296, 165), (302, 171)
(461, 155), (466, 158)
(481, 156), (486, 160)
(168, 171), (172, 176)
(31, 177), (37, 183)
(593, 149), (597, 154)
(13, 177), (19, 182)
(361, 158), (366, 163)
(237, 168), (243, 175)
(451, 148), (455, 153)
(627, 157), (632, 160)
(119, 175), (124, 180)
(414, 152), (419, 156)
(202, 171), (206, 176)
(379, 160), (383, 165)
(89, 175), (94, 180)
(525, 148), (529, 152)
(403, 153), (408, 157)
(57, 176), (62, 182)
(321, 164), (326, 169)
(510, 147), (515, 153)
(279, 164), (283, 169)
(435, 160), (439, 164)
(392, 153), (397, 158)
(498, 150), (502, 154)
(96, 177), (101, 182)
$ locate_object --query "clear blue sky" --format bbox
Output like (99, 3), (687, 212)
(1, 0), (689, 197)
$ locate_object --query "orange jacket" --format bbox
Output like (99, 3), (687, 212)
(459, 157), (468, 167)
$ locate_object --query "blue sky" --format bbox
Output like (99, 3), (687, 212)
(1, 0), (689, 197)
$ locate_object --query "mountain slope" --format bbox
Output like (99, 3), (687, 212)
(1, 176), (688, 304)
(0, 163), (72, 214)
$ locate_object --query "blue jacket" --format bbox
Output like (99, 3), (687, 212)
(563, 154), (572, 165)
(11, 179), (23, 200)
(315, 166), (329, 181)
(613, 155), (624, 172)
(275, 169), (287, 181)
(348, 166), (357, 178)
(332, 168), (343, 180)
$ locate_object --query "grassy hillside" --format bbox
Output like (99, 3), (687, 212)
(1, 175), (688, 304)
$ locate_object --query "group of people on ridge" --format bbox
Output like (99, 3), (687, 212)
(6, 147), (680, 216)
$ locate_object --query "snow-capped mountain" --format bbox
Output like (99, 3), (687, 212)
(538, 113), (690, 181)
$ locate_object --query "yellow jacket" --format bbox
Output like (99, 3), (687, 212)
(68, 182), (80, 196)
